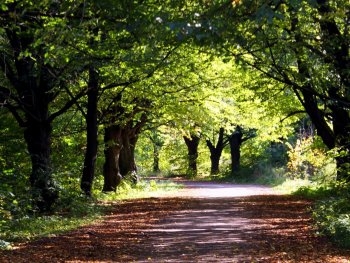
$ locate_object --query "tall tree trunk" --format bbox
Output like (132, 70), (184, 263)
(17, 59), (59, 211)
(206, 127), (226, 175)
(102, 125), (122, 192)
(152, 143), (161, 173)
(119, 129), (136, 176)
(184, 134), (200, 177)
(330, 89), (350, 181)
(228, 126), (243, 173)
(81, 67), (99, 196)
(24, 118), (58, 212)
(119, 128), (138, 183)
(149, 129), (164, 174)
(119, 116), (147, 183)
(292, 8), (350, 182)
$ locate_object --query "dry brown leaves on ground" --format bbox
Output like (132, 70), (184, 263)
(1, 195), (350, 262)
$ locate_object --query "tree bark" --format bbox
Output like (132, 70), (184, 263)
(102, 125), (123, 192)
(329, 89), (350, 181)
(152, 143), (161, 173)
(13, 46), (59, 211)
(24, 118), (58, 212)
(184, 134), (200, 177)
(292, 3), (350, 182)
(316, 1), (350, 181)
(149, 129), (164, 174)
(228, 126), (243, 173)
(119, 115), (147, 184)
(119, 128), (138, 183)
(206, 127), (226, 175)
(81, 67), (99, 196)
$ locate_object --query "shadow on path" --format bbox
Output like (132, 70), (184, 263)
(1, 183), (350, 262)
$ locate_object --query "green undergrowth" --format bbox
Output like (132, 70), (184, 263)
(0, 178), (182, 250)
(292, 181), (350, 249)
(0, 194), (105, 250)
(95, 178), (182, 201)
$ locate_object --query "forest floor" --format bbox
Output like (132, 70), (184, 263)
(1, 180), (350, 262)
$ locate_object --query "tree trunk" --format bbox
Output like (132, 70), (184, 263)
(206, 127), (226, 175)
(292, 9), (350, 182)
(16, 57), (59, 211)
(330, 90), (350, 181)
(184, 134), (200, 177)
(149, 129), (164, 174)
(119, 128), (139, 183)
(102, 125), (122, 192)
(153, 143), (161, 173)
(81, 67), (99, 196)
(24, 119), (58, 212)
(228, 126), (243, 173)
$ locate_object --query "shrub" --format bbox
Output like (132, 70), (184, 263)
(286, 136), (336, 181)
(294, 182), (350, 248)
(313, 197), (350, 248)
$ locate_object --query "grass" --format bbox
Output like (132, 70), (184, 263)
(0, 178), (183, 250)
(0, 198), (104, 249)
(273, 178), (313, 194)
(95, 178), (182, 201)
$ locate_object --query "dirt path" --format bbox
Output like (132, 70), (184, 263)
(1, 181), (350, 262)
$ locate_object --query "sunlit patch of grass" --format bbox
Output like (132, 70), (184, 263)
(1, 214), (97, 242)
(273, 178), (312, 194)
(95, 179), (183, 201)
(0, 198), (105, 248)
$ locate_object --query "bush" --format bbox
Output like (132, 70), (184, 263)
(286, 136), (336, 181)
(313, 197), (350, 248)
(294, 182), (350, 248)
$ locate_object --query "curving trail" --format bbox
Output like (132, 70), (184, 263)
(1, 181), (349, 262)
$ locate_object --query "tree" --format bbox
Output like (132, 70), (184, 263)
(0, 1), (83, 211)
(184, 133), (201, 177)
(206, 127), (227, 175)
(148, 129), (165, 173)
(207, 0), (350, 180)
(80, 67), (99, 196)
(102, 123), (123, 192)
(227, 126), (256, 173)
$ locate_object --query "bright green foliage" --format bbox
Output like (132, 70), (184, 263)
(0, 0), (349, 250)
(134, 49), (302, 177)
(206, 0), (350, 180)
(0, 113), (32, 225)
(286, 136), (336, 180)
